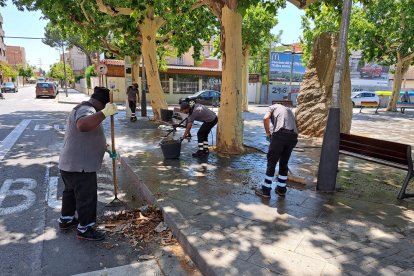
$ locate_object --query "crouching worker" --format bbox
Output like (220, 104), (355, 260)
(180, 101), (218, 158)
(255, 104), (298, 198)
(58, 86), (118, 241)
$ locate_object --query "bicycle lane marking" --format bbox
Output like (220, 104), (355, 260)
(0, 119), (31, 161)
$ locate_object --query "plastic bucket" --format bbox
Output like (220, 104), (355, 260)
(160, 139), (181, 159)
(160, 109), (173, 122)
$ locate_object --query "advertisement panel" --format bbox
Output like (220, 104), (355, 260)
(269, 52), (306, 82)
(349, 51), (390, 91)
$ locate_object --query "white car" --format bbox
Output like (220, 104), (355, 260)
(351, 91), (379, 107)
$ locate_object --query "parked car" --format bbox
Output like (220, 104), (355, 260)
(1, 82), (18, 93)
(351, 91), (379, 107)
(360, 65), (382, 78)
(178, 90), (221, 106)
(35, 82), (57, 98)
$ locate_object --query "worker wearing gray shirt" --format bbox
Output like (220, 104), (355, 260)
(180, 102), (218, 158)
(255, 104), (298, 198)
(58, 87), (118, 241)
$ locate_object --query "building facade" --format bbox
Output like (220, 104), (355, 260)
(6, 45), (26, 67)
(61, 46), (89, 75)
(0, 14), (6, 63)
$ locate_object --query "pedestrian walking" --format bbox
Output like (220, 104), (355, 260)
(127, 83), (139, 122)
(180, 101), (218, 158)
(58, 86), (118, 241)
(255, 104), (298, 198)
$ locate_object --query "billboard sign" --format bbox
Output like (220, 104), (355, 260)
(269, 52), (306, 82)
(349, 52), (390, 89)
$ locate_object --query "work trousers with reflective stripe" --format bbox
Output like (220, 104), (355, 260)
(266, 130), (298, 183)
(129, 100), (136, 116)
(197, 117), (218, 144)
(60, 170), (97, 228)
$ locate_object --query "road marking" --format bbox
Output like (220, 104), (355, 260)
(46, 176), (61, 209)
(0, 119), (31, 161)
(34, 124), (52, 131)
(0, 178), (37, 216)
(53, 124), (66, 132)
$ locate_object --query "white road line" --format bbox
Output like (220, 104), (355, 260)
(0, 119), (31, 161)
(46, 176), (61, 209)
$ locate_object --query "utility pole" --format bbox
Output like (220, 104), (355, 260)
(317, 0), (352, 192)
(288, 45), (294, 101)
(141, 57), (147, 117)
(61, 43), (68, 97)
(266, 41), (272, 104)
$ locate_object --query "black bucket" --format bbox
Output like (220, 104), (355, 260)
(160, 109), (173, 122)
(160, 139), (182, 159)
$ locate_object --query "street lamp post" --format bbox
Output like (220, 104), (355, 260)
(141, 57), (147, 117)
(61, 43), (68, 97)
(317, 0), (353, 192)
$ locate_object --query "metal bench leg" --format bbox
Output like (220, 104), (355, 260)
(398, 169), (414, 199)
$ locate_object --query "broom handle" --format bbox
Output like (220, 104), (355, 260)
(110, 90), (118, 197)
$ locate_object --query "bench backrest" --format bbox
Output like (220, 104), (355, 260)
(339, 133), (412, 167)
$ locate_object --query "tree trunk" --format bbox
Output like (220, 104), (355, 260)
(131, 55), (141, 84)
(241, 46), (250, 112)
(387, 59), (408, 112)
(216, 5), (244, 154)
(131, 55), (141, 103)
(139, 19), (167, 120)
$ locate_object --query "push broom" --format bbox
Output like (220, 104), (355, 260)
(106, 89), (126, 208)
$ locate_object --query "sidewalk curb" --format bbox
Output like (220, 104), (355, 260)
(119, 156), (217, 276)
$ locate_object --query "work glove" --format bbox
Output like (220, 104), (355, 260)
(105, 144), (117, 160)
(101, 103), (118, 118)
(266, 133), (271, 142)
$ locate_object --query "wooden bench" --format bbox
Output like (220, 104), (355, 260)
(272, 100), (293, 107)
(359, 101), (379, 114)
(339, 133), (414, 199)
(396, 102), (414, 113)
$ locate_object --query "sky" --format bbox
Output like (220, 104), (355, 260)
(272, 2), (305, 44)
(0, 0), (304, 70)
(1, 0), (60, 70)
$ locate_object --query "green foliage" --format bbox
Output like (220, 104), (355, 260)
(0, 61), (18, 79)
(242, 3), (279, 55)
(301, 0), (414, 66)
(16, 64), (34, 78)
(84, 65), (96, 89)
(75, 75), (83, 83)
(49, 61), (74, 82)
(300, 3), (365, 64)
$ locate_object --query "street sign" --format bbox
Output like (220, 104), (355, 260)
(96, 63), (108, 75)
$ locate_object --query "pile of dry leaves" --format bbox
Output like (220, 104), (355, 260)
(98, 206), (177, 247)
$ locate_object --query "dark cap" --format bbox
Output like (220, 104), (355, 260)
(180, 101), (190, 111)
(91, 86), (110, 104)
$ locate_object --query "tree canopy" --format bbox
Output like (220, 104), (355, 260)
(48, 61), (74, 82)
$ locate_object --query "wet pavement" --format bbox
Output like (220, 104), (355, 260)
(104, 106), (414, 275)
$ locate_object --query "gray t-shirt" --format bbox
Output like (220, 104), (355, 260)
(127, 86), (139, 101)
(58, 104), (106, 172)
(188, 104), (217, 123)
(268, 104), (297, 133)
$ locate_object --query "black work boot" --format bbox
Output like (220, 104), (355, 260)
(203, 148), (210, 154)
(192, 150), (207, 158)
(77, 227), (105, 241)
(58, 217), (78, 231)
(276, 185), (287, 197)
(254, 186), (271, 198)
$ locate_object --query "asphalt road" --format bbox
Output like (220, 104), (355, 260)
(0, 86), (156, 276)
